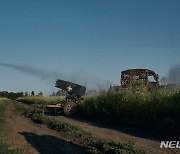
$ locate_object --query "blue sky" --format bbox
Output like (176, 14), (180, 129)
(0, 0), (180, 94)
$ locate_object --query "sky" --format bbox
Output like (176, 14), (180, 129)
(0, 0), (180, 95)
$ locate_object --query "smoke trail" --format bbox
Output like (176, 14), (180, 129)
(168, 63), (180, 87)
(0, 63), (111, 90)
(0, 63), (60, 80)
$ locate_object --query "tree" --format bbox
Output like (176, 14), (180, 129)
(31, 91), (35, 96)
(24, 92), (29, 96)
(38, 92), (43, 96)
(51, 91), (56, 96)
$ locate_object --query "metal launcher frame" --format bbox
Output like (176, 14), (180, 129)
(121, 69), (159, 88)
(55, 79), (86, 99)
(32, 80), (86, 116)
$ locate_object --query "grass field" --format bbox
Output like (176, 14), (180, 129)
(79, 89), (180, 140)
(17, 96), (65, 105)
(16, 89), (180, 140)
(0, 98), (22, 154)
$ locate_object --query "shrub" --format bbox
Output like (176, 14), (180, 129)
(79, 90), (180, 140)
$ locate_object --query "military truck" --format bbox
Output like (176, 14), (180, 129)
(110, 69), (159, 91)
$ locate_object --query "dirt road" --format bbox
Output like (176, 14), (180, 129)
(3, 102), (88, 154)
(3, 101), (179, 154)
(57, 117), (179, 154)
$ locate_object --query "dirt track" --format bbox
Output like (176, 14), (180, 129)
(3, 102), (88, 154)
(57, 116), (180, 154)
(3, 102), (180, 154)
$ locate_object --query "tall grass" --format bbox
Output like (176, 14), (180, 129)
(79, 90), (180, 140)
(16, 90), (180, 139)
(0, 98), (9, 132)
(0, 98), (22, 153)
(17, 96), (65, 105)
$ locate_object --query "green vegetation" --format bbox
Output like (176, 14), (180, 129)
(79, 89), (180, 139)
(0, 91), (24, 100)
(15, 102), (146, 154)
(16, 88), (180, 140)
(0, 98), (22, 154)
(17, 96), (65, 105)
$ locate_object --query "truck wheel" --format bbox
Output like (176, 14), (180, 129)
(63, 101), (78, 116)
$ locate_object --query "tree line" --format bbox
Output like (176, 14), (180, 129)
(0, 91), (43, 100)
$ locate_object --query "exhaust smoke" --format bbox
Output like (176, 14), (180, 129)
(0, 63), (110, 91)
(168, 63), (180, 87)
(0, 63), (60, 80)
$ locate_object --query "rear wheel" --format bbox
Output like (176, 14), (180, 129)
(63, 101), (78, 116)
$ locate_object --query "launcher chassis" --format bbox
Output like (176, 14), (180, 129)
(34, 79), (86, 116)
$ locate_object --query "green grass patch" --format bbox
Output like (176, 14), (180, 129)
(15, 102), (146, 154)
(17, 96), (65, 105)
(0, 98), (23, 154)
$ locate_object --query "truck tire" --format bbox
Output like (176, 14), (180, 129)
(63, 101), (78, 116)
